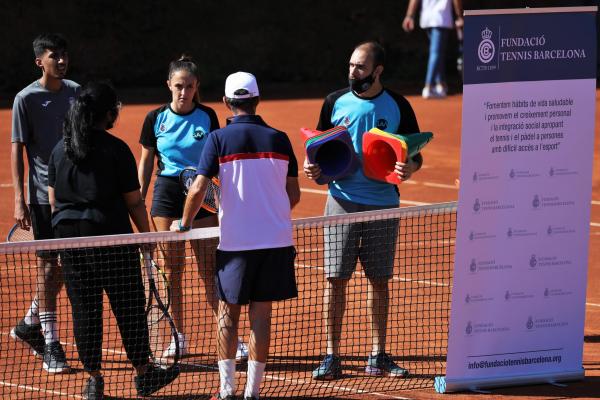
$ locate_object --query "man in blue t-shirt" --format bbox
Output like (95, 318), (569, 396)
(305, 41), (422, 380)
(172, 72), (300, 400)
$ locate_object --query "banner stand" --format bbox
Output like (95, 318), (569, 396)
(435, 369), (584, 394)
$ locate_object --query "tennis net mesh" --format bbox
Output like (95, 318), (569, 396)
(0, 202), (456, 399)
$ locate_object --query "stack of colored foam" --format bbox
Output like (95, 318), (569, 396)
(301, 126), (359, 185)
(362, 128), (433, 184)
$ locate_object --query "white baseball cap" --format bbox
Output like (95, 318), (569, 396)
(225, 72), (260, 99)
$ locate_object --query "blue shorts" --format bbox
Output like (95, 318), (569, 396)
(151, 175), (213, 220)
(216, 246), (297, 305)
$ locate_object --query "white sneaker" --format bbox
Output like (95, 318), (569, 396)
(434, 83), (448, 98)
(236, 337), (248, 361)
(421, 86), (433, 99)
(162, 332), (187, 358)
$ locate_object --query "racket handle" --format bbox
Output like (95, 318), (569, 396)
(142, 251), (156, 281)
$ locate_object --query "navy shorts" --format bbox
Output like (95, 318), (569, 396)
(151, 175), (213, 220)
(216, 246), (298, 305)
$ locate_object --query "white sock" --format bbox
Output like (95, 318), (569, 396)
(244, 360), (266, 399)
(23, 298), (40, 325)
(218, 359), (236, 397)
(39, 312), (58, 344)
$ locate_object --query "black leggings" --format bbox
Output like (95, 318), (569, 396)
(54, 220), (150, 372)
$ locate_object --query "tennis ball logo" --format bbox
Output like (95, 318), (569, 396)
(376, 119), (388, 130)
(478, 27), (495, 64)
(193, 128), (206, 140)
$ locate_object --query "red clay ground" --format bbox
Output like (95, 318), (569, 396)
(0, 91), (598, 399)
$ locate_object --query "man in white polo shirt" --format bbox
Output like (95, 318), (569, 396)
(172, 72), (300, 400)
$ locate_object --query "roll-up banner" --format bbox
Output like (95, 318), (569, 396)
(436, 6), (597, 393)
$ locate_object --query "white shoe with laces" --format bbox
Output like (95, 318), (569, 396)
(162, 332), (187, 358)
(236, 337), (249, 361)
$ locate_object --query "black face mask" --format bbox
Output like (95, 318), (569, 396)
(349, 73), (375, 94)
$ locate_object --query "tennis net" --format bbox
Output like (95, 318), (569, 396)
(0, 202), (456, 399)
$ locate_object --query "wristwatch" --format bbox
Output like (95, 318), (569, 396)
(178, 220), (191, 232)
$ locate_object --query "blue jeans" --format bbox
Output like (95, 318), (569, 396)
(425, 28), (451, 86)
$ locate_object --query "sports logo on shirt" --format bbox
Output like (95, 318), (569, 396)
(343, 116), (351, 127)
(376, 118), (388, 130)
(41, 100), (52, 107)
(193, 128), (206, 140)
(159, 123), (167, 132)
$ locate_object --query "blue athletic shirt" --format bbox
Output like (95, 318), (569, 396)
(317, 88), (421, 206)
(196, 115), (298, 251)
(139, 103), (219, 177)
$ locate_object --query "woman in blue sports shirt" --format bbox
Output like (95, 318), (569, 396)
(138, 55), (220, 358)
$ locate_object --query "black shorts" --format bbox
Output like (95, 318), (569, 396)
(151, 175), (213, 220)
(216, 246), (297, 305)
(29, 204), (57, 259)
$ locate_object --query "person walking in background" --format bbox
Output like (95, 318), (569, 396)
(10, 33), (79, 374)
(138, 56), (248, 361)
(49, 81), (179, 399)
(402, 0), (464, 98)
(305, 41), (422, 380)
(172, 72), (300, 400)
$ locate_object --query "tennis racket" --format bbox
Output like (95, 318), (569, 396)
(7, 223), (34, 242)
(141, 251), (180, 367)
(179, 167), (220, 213)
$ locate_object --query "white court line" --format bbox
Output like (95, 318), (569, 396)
(0, 332), (412, 400)
(0, 381), (81, 399)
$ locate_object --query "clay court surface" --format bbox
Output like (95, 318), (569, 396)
(0, 92), (599, 399)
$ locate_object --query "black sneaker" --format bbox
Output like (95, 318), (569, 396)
(244, 397), (258, 400)
(312, 354), (342, 380)
(82, 375), (104, 400)
(135, 364), (180, 397)
(10, 319), (45, 356)
(42, 341), (70, 373)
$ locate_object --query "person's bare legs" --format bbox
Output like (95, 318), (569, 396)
(153, 216), (186, 334)
(216, 301), (240, 397)
(217, 301), (241, 360)
(367, 278), (389, 355)
(248, 301), (272, 362)
(324, 278), (348, 355)
(191, 214), (219, 319)
(244, 301), (272, 399)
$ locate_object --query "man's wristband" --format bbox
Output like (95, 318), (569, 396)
(178, 219), (191, 232)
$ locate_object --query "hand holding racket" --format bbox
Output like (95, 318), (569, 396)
(141, 251), (180, 367)
(7, 223), (34, 242)
(179, 167), (220, 213)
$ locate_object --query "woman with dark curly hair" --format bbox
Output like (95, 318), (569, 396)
(48, 81), (179, 399)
